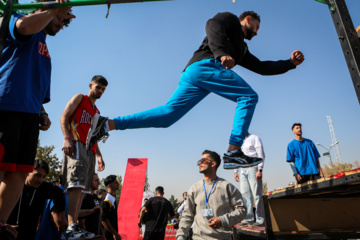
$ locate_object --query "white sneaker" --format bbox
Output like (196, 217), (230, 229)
(64, 223), (85, 240)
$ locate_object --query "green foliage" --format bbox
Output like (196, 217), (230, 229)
(168, 194), (178, 211)
(322, 160), (360, 177)
(262, 181), (268, 194)
(144, 175), (150, 192)
(36, 141), (61, 182)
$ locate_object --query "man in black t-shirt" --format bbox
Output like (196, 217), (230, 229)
(7, 160), (66, 240)
(101, 175), (121, 240)
(138, 186), (175, 240)
(79, 173), (102, 235)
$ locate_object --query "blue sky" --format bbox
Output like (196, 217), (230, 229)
(34, 0), (360, 199)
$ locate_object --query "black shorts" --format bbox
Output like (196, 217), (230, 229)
(0, 111), (39, 172)
(298, 174), (321, 184)
(144, 230), (165, 240)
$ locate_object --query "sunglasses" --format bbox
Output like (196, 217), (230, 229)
(197, 158), (213, 166)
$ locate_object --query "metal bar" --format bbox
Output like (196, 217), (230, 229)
(1, 0), (169, 11)
(327, 0), (360, 104)
(262, 196), (274, 240)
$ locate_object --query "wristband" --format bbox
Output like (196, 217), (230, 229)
(40, 110), (48, 116)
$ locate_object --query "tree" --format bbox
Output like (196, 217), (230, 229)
(168, 194), (178, 211)
(36, 141), (61, 182)
(322, 161), (360, 177)
(262, 181), (268, 194)
(144, 175), (150, 192)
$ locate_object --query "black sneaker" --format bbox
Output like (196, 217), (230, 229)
(223, 148), (263, 169)
(86, 113), (110, 150)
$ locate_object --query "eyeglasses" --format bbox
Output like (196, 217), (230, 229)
(197, 158), (212, 166)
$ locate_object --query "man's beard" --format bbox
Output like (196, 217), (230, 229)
(92, 92), (101, 99)
(245, 26), (254, 40)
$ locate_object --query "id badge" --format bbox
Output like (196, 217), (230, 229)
(201, 208), (214, 217)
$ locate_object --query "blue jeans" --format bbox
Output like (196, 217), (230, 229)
(239, 166), (264, 224)
(113, 58), (258, 146)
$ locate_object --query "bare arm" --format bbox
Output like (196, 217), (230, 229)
(95, 145), (105, 172)
(234, 171), (239, 182)
(60, 94), (82, 156)
(51, 211), (67, 232)
(316, 158), (324, 178)
(138, 206), (147, 227)
(101, 220), (121, 240)
(78, 206), (102, 218)
(15, 6), (75, 36)
(39, 105), (51, 131)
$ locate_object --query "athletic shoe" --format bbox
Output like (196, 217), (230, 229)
(223, 148), (263, 169)
(86, 113), (109, 150)
(79, 228), (95, 239)
(64, 223), (85, 240)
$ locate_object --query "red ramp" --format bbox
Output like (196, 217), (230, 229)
(118, 158), (148, 240)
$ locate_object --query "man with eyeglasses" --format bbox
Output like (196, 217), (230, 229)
(176, 150), (246, 240)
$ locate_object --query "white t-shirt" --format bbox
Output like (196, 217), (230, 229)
(234, 133), (265, 173)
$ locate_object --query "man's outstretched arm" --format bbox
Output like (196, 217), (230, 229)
(240, 50), (304, 75)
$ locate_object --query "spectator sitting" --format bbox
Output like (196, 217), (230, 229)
(7, 159), (66, 240)
(35, 174), (69, 240)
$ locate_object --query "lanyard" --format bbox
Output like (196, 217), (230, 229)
(203, 177), (217, 208)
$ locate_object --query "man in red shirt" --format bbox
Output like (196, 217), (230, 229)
(60, 75), (108, 239)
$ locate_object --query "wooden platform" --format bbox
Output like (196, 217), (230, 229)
(233, 169), (360, 240)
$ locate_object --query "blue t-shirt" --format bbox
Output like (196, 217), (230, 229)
(34, 186), (68, 240)
(286, 138), (321, 175)
(0, 13), (51, 114)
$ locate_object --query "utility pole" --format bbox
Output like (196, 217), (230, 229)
(326, 116), (343, 163)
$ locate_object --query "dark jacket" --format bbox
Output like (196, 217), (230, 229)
(185, 12), (296, 75)
(7, 181), (65, 240)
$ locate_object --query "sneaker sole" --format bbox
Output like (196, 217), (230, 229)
(86, 114), (100, 150)
(223, 157), (263, 169)
(223, 162), (261, 169)
(66, 236), (86, 240)
(84, 235), (96, 239)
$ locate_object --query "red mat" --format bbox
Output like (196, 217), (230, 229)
(118, 158), (148, 240)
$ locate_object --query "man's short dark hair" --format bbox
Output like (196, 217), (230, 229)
(155, 186), (164, 195)
(202, 150), (221, 169)
(92, 75), (108, 86)
(239, 11), (261, 23)
(292, 123), (302, 130)
(182, 192), (187, 197)
(34, 159), (49, 175)
(104, 175), (117, 187)
(95, 189), (106, 195)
